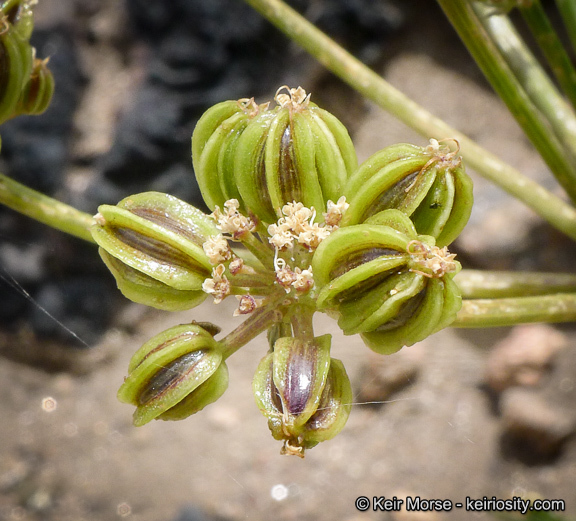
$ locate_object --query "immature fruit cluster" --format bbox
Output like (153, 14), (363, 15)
(253, 335), (352, 457)
(93, 87), (473, 456)
(117, 323), (228, 426)
(0, 0), (54, 125)
(192, 86), (357, 224)
(313, 209), (462, 354)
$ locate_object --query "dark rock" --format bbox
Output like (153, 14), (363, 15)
(29, 276), (117, 347)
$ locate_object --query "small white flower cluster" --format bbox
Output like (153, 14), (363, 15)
(267, 198), (349, 293)
(274, 259), (314, 294)
(203, 234), (232, 265)
(211, 199), (255, 239)
(267, 197), (348, 253)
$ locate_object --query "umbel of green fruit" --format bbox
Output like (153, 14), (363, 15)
(253, 335), (352, 457)
(192, 86), (358, 224)
(342, 140), (473, 247)
(312, 209), (462, 354)
(117, 322), (228, 426)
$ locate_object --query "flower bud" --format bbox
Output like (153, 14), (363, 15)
(253, 334), (352, 456)
(342, 140), (473, 247)
(312, 211), (462, 354)
(193, 87), (357, 224)
(92, 192), (219, 299)
(117, 323), (227, 426)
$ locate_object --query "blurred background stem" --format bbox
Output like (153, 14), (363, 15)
(243, 0), (576, 243)
(454, 293), (576, 327)
(519, 0), (576, 109)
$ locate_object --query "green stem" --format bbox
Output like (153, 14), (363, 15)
(555, 0), (576, 56)
(478, 3), (576, 162)
(444, 0), (576, 202)
(290, 304), (315, 341)
(455, 269), (576, 298)
(453, 293), (576, 327)
(219, 292), (286, 357)
(520, 0), (576, 109)
(243, 0), (576, 242)
(0, 173), (95, 243)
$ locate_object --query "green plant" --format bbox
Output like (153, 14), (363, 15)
(2, 0), (576, 457)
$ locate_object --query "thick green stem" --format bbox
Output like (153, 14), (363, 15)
(453, 293), (576, 327)
(555, 0), (576, 57)
(290, 304), (315, 341)
(477, 3), (576, 164)
(0, 173), (95, 243)
(443, 0), (576, 202)
(520, 0), (576, 109)
(455, 269), (576, 298)
(243, 0), (576, 242)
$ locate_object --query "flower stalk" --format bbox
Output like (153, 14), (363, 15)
(0, 173), (95, 242)
(453, 293), (576, 327)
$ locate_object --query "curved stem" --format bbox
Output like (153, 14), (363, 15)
(520, 0), (576, 109)
(478, 3), (576, 161)
(455, 269), (576, 298)
(446, 1), (576, 202)
(243, 0), (576, 242)
(0, 173), (95, 243)
(453, 293), (576, 327)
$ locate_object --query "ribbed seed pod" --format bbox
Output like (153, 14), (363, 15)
(236, 87), (357, 224)
(91, 192), (218, 307)
(192, 87), (357, 224)
(253, 334), (352, 456)
(0, 1), (34, 125)
(312, 210), (462, 354)
(15, 56), (54, 116)
(192, 98), (271, 210)
(342, 140), (473, 247)
(118, 323), (228, 426)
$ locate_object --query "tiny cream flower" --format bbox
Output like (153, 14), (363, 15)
(202, 264), (231, 303)
(297, 222), (331, 250)
(212, 199), (255, 239)
(203, 234), (232, 265)
(268, 222), (294, 250)
(407, 241), (458, 278)
(276, 265), (297, 292)
(233, 294), (263, 316)
(323, 196), (349, 227)
(292, 266), (314, 293)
